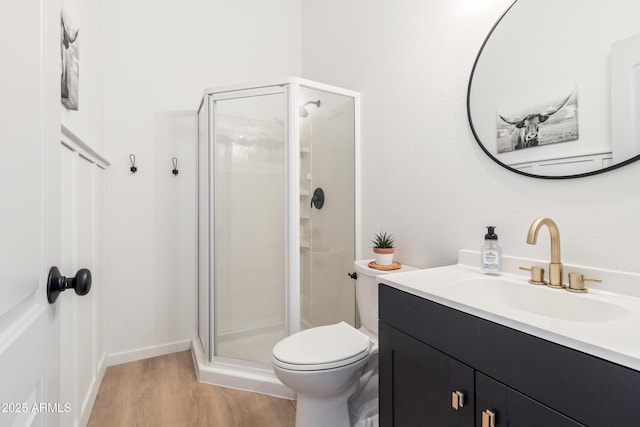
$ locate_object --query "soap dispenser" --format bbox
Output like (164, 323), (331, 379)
(481, 226), (502, 275)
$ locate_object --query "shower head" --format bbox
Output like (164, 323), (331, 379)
(299, 100), (321, 118)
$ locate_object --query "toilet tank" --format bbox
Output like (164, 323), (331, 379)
(353, 260), (417, 334)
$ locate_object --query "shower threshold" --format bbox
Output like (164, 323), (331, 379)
(191, 337), (295, 399)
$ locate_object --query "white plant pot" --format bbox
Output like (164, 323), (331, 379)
(373, 248), (394, 266)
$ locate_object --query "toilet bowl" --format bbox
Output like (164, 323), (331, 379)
(272, 260), (416, 427)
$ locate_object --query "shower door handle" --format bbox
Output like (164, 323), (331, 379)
(311, 187), (325, 209)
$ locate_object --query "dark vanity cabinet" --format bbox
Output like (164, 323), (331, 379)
(381, 325), (474, 426)
(474, 373), (581, 427)
(379, 285), (640, 427)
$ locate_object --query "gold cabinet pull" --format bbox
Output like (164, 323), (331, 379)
(482, 409), (496, 427)
(451, 391), (464, 410)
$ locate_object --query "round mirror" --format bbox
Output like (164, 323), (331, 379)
(468, 0), (640, 178)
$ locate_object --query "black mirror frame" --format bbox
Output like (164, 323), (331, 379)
(466, 0), (640, 179)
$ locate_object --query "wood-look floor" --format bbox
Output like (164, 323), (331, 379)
(88, 351), (296, 427)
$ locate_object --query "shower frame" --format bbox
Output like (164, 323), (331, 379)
(193, 77), (361, 397)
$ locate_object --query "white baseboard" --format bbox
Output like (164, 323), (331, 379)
(106, 339), (192, 367)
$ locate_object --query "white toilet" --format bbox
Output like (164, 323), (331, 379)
(272, 260), (416, 427)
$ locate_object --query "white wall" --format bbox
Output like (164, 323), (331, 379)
(301, 0), (640, 274)
(102, 0), (301, 360)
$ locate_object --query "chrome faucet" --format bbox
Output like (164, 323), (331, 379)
(526, 217), (563, 288)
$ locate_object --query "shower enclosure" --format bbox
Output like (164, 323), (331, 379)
(195, 78), (360, 396)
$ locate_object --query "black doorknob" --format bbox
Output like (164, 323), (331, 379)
(47, 266), (92, 304)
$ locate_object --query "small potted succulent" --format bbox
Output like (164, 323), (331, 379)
(372, 231), (395, 266)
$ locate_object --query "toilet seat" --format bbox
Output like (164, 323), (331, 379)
(272, 322), (372, 371)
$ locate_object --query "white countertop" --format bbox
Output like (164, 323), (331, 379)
(379, 251), (640, 371)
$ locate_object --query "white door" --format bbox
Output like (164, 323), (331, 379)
(0, 1), (62, 426)
(611, 33), (640, 163)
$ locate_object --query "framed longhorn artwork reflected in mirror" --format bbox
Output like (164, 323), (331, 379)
(496, 92), (578, 154)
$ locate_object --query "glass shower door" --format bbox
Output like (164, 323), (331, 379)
(299, 87), (356, 330)
(212, 88), (287, 365)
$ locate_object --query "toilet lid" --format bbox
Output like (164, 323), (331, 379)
(272, 322), (371, 369)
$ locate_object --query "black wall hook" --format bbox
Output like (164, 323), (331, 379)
(172, 157), (179, 175)
(129, 154), (137, 173)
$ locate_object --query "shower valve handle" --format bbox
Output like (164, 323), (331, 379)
(311, 187), (325, 209)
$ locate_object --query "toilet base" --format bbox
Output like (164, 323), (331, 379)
(349, 367), (379, 427)
(351, 398), (378, 427)
(296, 392), (353, 427)
(273, 347), (370, 427)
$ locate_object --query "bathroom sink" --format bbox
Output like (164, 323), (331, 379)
(449, 276), (631, 323)
(378, 254), (640, 372)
